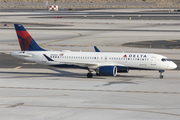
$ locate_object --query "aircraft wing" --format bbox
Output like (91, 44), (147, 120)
(64, 61), (126, 69)
(94, 46), (100, 52)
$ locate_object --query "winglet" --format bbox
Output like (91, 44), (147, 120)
(14, 24), (46, 51)
(94, 46), (100, 52)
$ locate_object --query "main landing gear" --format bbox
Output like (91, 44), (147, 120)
(159, 70), (164, 79)
(87, 72), (93, 78)
(87, 72), (100, 78)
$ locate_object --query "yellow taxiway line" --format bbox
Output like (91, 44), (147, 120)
(14, 66), (21, 69)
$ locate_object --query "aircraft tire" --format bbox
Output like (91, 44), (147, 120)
(160, 75), (163, 79)
(87, 73), (93, 78)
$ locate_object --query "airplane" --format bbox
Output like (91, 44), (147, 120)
(11, 24), (177, 79)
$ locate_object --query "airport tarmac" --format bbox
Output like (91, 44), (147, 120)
(0, 68), (180, 120)
(0, 9), (180, 119)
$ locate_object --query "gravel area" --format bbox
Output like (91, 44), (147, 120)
(0, 1), (156, 6)
(0, 1), (179, 9)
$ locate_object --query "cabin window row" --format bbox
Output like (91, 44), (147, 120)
(50, 56), (149, 61)
(109, 57), (149, 61)
(50, 56), (101, 60)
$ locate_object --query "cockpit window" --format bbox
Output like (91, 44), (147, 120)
(161, 58), (166, 62)
(166, 59), (171, 61)
(161, 58), (171, 62)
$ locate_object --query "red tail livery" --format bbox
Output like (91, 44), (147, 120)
(14, 24), (45, 51)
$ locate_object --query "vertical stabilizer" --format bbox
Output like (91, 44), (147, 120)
(14, 24), (45, 51)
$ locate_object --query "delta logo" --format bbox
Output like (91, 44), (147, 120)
(123, 54), (127, 58)
(123, 54), (147, 58)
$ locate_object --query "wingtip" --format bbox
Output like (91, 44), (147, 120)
(94, 46), (101, 52)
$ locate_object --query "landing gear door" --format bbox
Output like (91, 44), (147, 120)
(151, 57), (156, 65)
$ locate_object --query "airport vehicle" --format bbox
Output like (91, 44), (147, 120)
(11, 24), (177, 78)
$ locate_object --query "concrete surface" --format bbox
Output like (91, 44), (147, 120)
(0, 9), (180, 120)
(0, 68), (180, 120)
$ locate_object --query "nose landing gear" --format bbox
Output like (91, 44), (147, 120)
(159, 70), (164, 79)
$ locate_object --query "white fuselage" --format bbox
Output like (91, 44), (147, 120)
(11, 51), (177, 71)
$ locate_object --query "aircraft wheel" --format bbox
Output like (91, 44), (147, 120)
(160, 75), (163, 79)
(87, 73), (93, 78)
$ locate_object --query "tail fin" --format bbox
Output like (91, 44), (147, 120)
(14, 24), (45, 51)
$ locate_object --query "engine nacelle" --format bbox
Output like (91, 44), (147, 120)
(97, 66), (117, 76)
(117, 66), (129, 73)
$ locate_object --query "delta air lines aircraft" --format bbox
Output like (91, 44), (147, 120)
(11, 24), (177, 78)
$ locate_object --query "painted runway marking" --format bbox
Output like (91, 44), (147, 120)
(0, 86), (179, 94)
(166, 40), (177, 42)
(14, 66), (21, 69)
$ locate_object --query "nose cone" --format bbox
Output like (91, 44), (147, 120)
(170, 62), (177, 69)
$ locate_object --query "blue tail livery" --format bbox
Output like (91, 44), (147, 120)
(14, 24), (45, 51)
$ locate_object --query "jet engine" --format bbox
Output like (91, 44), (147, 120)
(97, 66), (117, 76)
(117, 66), (129, 73)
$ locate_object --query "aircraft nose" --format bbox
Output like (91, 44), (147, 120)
(170, 62), (177, 69)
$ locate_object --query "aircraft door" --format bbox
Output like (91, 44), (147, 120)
(151, 57), (156, 65)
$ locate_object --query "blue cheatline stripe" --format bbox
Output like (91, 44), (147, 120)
(14, 24), (26, 31)
(43, 54), (54, 61)
(17, 35), (25, 51)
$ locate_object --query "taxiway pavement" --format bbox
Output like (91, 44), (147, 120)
(0, 9), (180, 120)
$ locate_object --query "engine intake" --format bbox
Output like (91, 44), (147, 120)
(97, 66), (117, 76)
